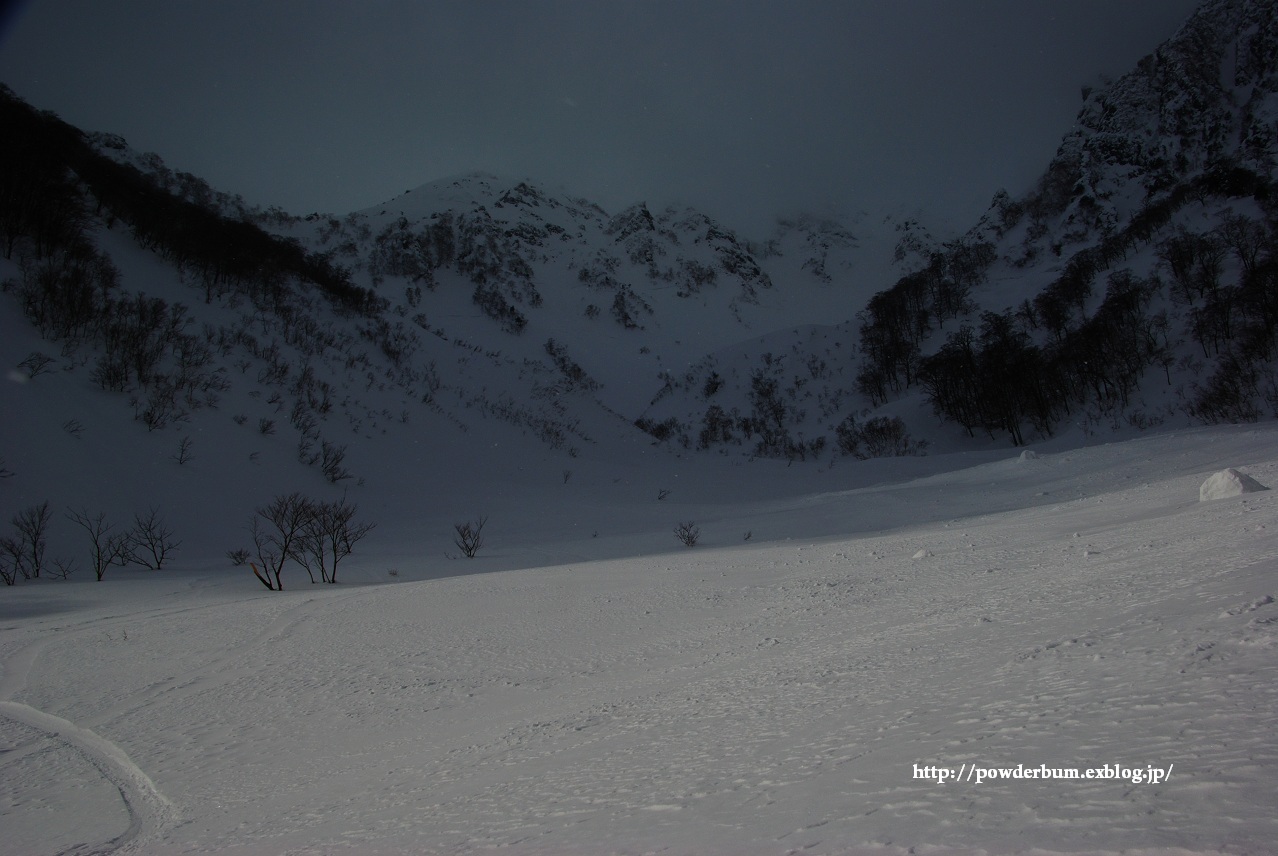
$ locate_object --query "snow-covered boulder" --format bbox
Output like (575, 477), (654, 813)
(1018, 450), (1039, 462)
(1199, 468), (1268, 502)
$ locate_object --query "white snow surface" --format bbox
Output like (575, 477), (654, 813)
(2, 425), (1278, 855)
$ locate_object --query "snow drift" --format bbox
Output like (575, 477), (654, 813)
(1199, 467), (1269, 501)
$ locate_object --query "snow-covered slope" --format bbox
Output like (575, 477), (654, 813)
(2, 424), (1276, 854)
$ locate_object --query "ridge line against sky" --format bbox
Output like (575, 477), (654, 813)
(0, 0), (1202, 236)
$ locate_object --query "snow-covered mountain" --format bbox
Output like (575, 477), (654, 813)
(644, 0), (1278, 456)
(0, 85), (925, 569)
(300, 172), (897, 418)
(1, 0), (1276, 549)
(0, 96), (925, 530)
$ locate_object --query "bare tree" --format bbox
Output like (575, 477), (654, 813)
(250, 493), (313, 590)
(316, 497), (374, 583)
(126, 507), (181, 570)
(0, 537), (22, 585)
(453, 515), (487, 559)
(288, 513), (324, 585)
(1219, 213), (1266, 278)
(290, 496), (375, 583)
(250, 521), (280, 589)
(66, 508), (130, 581)
(11, 501), (51, 578)
(674, 521), (701, 547)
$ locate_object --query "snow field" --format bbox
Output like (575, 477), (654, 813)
(1, 427), (1277, 854)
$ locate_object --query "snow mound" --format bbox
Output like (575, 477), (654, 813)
(1199, 468), (1269, 501)
(1018, 449), (1039, 461)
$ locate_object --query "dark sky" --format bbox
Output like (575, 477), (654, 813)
(0, 0), (1203, 236)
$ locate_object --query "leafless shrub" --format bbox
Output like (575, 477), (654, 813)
(226, 547), (250, 566)
(674, 521), (700, 547)
(837, 415), (928, 459)
(173, 435), (194, 465)
(18, 352), (54, 378)
(453, 515), (488, 558)
(297, 433), (317, 465)
(137, 378), (190, 432)
(48, 557), (75, 579)
(319, 440), (353, 483)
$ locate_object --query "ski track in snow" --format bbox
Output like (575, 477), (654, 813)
(0, 604), (197, 854)
(1, 439), (1277, 854)
(0, 700), (178, 855)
